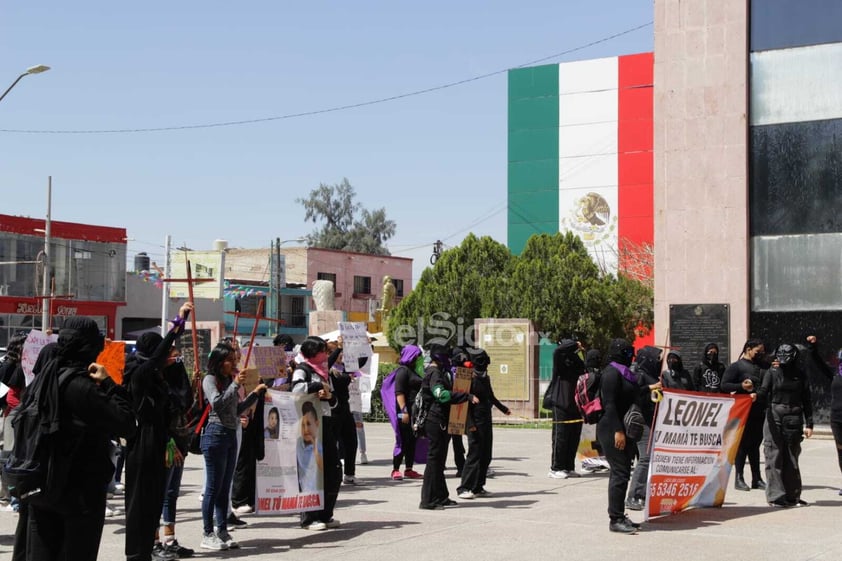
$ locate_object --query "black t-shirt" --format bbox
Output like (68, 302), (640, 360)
(394, 365), (422, 411)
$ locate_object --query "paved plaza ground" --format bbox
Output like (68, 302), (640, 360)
(1, 422), (840, 561)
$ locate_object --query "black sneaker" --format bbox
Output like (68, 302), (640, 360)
(609, 518), (638, 534)
(163, 540), (195, 558)
(151, 543), (178, 561)
(419, 502), (444, 510)
(623, 516), (641, 529)
(625, 498), (645, 511)
(227, 513), (248, 529)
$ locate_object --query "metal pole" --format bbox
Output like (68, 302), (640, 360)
(41, 177), (52, 331)
(275, 237), (282, 329)
(0, 73), (26, 104)
(160, 234), (171, 336)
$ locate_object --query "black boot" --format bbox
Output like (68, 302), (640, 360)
(735, 473), (750, 491)
(751, 478), (766, 490)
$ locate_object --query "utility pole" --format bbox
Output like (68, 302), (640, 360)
(160, 234), (171, 336)
(40, 177), (52, 331)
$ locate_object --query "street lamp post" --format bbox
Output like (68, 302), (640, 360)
(0, 64), (50, 104)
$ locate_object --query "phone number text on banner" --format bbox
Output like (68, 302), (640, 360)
(646, 389), (752, 519)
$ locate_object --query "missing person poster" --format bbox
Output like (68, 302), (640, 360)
(256, 390), (324, 515)
(646, 389), (752, 519)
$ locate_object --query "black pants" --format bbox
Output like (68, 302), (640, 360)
(334, 409), (358, 477)
(831, 420), (842, 477)
(597, 419), (635, 521)
(450, 434), (465, 472)
(736, 407), (765, 483)
(764, 404), (804, 503)
(421, 419), (450, 506)
(460, 423), (493, 493)
(551, 407), (582, 472)
(301, 416), (341, 525)
(24, 474), (108, 561)
(231, 430), (258, 509)
(124, 427), (167, 561)
(393, 420), (417, 470)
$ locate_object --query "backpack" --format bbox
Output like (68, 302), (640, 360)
(411, 389), (430, 437)
(2, 367), (84, 505)
(574, 369), (604, 424)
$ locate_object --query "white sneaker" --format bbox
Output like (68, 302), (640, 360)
(325, 518), (341, 528)
(114, 482), (125, 494)
(458, 490), (475, 499)
(359, 452), (369, 465)
(343, 475), (357, 485)
(304, 521), (327, 531)
(200, 532), (228, 551)
(548, 470), (569, 479)
(233, 504), (254, 515)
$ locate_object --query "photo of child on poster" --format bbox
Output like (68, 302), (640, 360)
(256, 391), (324, 514)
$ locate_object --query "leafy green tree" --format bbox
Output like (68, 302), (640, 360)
(387, 234), (513, 347)
(298, 178), (396, 255)
(389, 231), (653, 353)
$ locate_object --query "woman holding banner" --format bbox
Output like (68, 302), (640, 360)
(722, 339), (768, 492)
(291, 336), (342, 531)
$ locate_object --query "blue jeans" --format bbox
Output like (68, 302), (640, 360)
(161, 461), (184, 525)
(201, 423), (237, 534)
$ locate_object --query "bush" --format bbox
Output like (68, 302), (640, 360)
(363, 361), (397, 423)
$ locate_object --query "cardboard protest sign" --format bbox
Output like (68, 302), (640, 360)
(21, 330), (59, 385)
(256, 391), (324, 514)
(97, 340), (126, 385)
(249, 346), (288, 380)
(447, 366), (473, 435)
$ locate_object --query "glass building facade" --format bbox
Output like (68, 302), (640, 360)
(749, 0), (842, 420)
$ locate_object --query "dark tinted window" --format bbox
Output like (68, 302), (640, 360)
(751, 0), (842, 52)
(750, 118), (842, 236)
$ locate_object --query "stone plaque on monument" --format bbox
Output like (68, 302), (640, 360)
(668, 304), (730, 369)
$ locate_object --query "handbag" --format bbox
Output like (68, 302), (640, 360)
(187, 404), (210, 455)
(623, 403), (645, 441)
(542, 376), (559, 410)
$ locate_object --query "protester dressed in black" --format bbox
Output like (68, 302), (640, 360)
(626, 346), (663, 511)
(548, 339), (585, 478)
(596, 339), (641, 534)
(661, 351), (696, 391)
(692, 343), (725, 393)
(391, 345), (424, 480)
(722, 339), (768, 491)
(419, 345), (476, 510)
(457, 349), (510, 498)
(20, 317), (136, 561)
(123, 303), (191, 561)
(758, 344), (813, 507)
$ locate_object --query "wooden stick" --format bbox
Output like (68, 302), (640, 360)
(242, 299), (264, 369)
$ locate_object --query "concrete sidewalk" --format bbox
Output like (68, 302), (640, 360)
(1, 423), (840, 560)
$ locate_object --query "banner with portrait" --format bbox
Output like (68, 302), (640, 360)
(256, 390), (324, 515)
(646, 389), (752, 519)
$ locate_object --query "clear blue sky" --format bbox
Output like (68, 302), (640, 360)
(1, 1), (652, 283)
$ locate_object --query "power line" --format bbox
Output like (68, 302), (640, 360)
(0, 21), (652, 135)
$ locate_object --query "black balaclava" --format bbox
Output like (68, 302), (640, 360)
(58, 316), (105, 366)
(136, 331), (164, 361)
(429, 344), (452, 372)
(471, 349), (491, 376)
(608, 338), (634, 367)
(703, 343), (719, 366)
(667, 351), (683, 371)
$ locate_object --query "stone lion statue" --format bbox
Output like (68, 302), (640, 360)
(312, 279), (335, 311)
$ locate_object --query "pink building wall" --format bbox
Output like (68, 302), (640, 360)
(305, 248), (413, 314)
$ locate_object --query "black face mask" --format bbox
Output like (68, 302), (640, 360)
(706, 352), (718, 364)
(667, 358), (679, 369)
